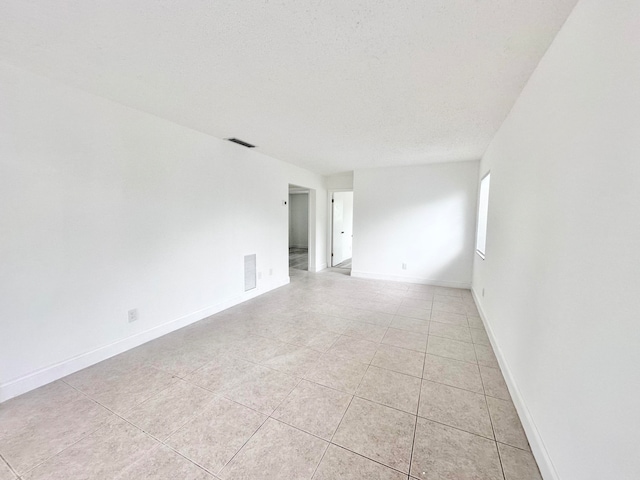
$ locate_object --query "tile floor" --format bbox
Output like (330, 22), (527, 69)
(0, 268), (542, 479)
(334, 258), (352, 269)
(289, 247), (308, 271)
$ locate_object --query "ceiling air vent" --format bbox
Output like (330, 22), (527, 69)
(227, 138), (256, 148)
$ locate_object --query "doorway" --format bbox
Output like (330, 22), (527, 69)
(288, 184), (310, 271)
(331, 191), (354, 269)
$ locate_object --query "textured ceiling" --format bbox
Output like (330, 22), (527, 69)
(0, 1), (578, 175)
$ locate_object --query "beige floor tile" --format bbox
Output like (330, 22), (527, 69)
(343, 322), (389, 343)
(8, 270), (542, 480)
(280, 326), (340, 352)
(306, 303), (348, 318)
(327, 336), (378, 364)
(498, 443), (542, 480)
(272, 380), (352, 440)
(228, 335), (286, 363)
(22, 419), (159, 480)
(313, 444), (405, 480)
(411, 418), (503, 480)
(220, 364), (299, 415)
(250, 321), (294, 342)
(465, 303), (481, 317)
(121, 380), (216, 440)
(395, 305), (431, 321)
(341, 308), (395, 327)
(401, 298), (433, 310)
(351, 298), (401, 315)
(407, 284), (435, 293)
(356, 366), (421, 414)
(433, 294), (466, 306)
(480, 366), (511, 400)
(261, 344), (321, 377)
(433, 287), (464, 298)
(460, 290), (474, 301)
(418, 381), (493, 439)
(302, 313), (351, 334)
(64, 361), (177, 415)
(332, 397), (415, 473)
(471, 327), (491, 346)
(371, 344), (425, 378)
(429, 322), (472, 343)
(422, 354), (484, 393)
(304, 355), (369, 393)
(430, 311), (469, 327)
(116, 445), (214, 479)
(382, 328), (427, 352)
(403, 291), (435, 303)
(0, 381), (114, 475)
(0, 461), (16, 480)
(486, 397), (530, 450)
(166, 396), (266, 474)
(432, 301), (467, 315)
(305, 330), (341, 351)
(474, 344), (500, 368)
(185, 355), (256, 393)
(390, 316), (430, 335)
(219, 418), (327, 480)
(427, 336), (477, 364)
(145, 343), (219, 378)
(467, 315), (484, 329)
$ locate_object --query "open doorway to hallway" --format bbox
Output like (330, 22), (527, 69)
(331, 191), (353, 271)
(288, 184), (310, 271)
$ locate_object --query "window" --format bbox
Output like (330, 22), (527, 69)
(476, 172), (490, 259)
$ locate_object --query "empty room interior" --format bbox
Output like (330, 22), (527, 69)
(1, 1), (638, 479)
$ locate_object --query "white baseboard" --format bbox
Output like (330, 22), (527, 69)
(313, 262), (328, 273)
(471, 288), (559, 480)
(351, 270), (471, 289)
(0, 277), (289, 403)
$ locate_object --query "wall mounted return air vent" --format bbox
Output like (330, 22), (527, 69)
(227, 138), (256, 148)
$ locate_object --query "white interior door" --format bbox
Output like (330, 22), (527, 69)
(332, 192), (354, 266)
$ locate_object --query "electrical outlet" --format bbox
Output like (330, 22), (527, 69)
(128, 309), (139, 323)
(402, 263), (407, 270)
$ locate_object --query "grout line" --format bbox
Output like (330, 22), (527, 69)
(407, 345), (427, 478)
(202, 403), (271, 475)
(484, 392), (507, 480)
(161, 443), (220, 477)
(0, 452), (19, 479)
(326, 443), (412, 477)
(496, 440), (535, 453)
(17, 381), (123, 476)
(425, 336), (479, 365)
(325, 326), (382, 446)
(62, 376), (257, 479)
(5, 275), (504, 479)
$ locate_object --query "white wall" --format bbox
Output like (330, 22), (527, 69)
(0, 61), (327, 402)
(352, 161), (479, 287)
(472, 1), (640, 479)
(288, 193), (309, 248)
(326, 172), (354, 191)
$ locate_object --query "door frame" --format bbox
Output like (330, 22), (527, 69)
(288, 184), (314, 272)
(328, 189), (353, 268)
